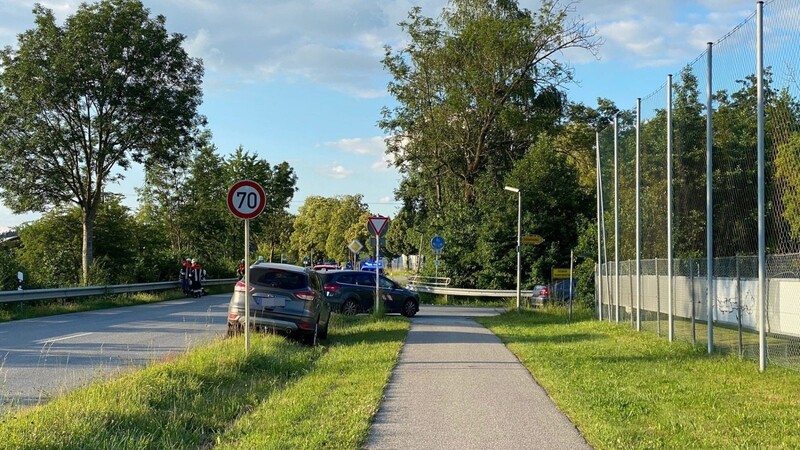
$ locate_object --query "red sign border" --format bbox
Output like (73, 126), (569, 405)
(227, 180), (267, 220)
(367, 216), (389, 237)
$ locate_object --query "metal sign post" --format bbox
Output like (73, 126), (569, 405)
(367, 216), (390, 313)
(227, 180), (267, 353)
(431, 236), (445, 279)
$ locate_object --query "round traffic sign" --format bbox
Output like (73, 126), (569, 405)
(431, 235), (445, 251)
(227, 180), (267, 220)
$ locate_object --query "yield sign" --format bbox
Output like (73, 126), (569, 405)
(367, 216), (390, 237)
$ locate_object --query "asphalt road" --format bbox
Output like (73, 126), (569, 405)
(366, 305), (592, 450)
(0, 294), (230, 409)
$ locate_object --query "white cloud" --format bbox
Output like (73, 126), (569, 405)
(326, 164), (352, 179)
(371, 153), (395, 171)
(327, 136), (385, 155)
(573, 0), (756, 68)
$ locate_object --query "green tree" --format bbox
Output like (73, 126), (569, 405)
(291, 196), (338, 264)
(15, 198), (145, 287)
(0, 0), (204, 284)
(325, 195), (371, 264)
(381, 0), (599, 210)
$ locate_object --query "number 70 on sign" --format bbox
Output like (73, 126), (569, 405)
(227, 180), (267, 220)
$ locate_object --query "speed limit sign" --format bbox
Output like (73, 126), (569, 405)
(227, 180), (267, 220)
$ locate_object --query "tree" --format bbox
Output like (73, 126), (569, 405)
(15, 197), (146, 287)
(0, 0), (204, 284)
(291, 196), (338, 264)
(381, 0), (599, 210)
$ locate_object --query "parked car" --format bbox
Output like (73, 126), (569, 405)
(531, 284), (550, 307)
(227, 262), (331, 345)
(319, 270), (419, 317)
(313, 263), (339, 272)
(551, 279), (576, 302)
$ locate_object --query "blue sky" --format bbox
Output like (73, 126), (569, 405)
(0, 0), (757, 231)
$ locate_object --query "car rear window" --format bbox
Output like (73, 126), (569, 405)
(254, 269), (307, 290)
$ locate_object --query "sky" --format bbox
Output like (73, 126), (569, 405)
(0, 0), (759, 231)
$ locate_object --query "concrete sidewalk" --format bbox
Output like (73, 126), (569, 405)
(366, 306), (591, 449)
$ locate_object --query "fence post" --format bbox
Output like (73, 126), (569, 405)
(629, 260), (634, 327)
(636, 97), (642, 332)
(736, 253), (742, 357)
(667, 73), (674, 342)
(756, 0), (767, 373)
(706, 40), (715, 355)
(690, 258), (696, 344)
(596, 131), (604, 321)
(614, 113), (620, 323)
(656, 257), (661, 337)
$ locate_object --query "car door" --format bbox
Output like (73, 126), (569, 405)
(354, 272), (377, 311)
(307, 271), (330, 324)
(378, 276), (404, 312)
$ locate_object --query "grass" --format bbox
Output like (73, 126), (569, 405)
(0, 315), (409, 450)
(477, 306), (800, 449)
(0, 285), (233, 323)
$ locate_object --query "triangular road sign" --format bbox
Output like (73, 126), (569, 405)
(367, 216), (390, 237)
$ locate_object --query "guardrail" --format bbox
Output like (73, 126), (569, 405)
(408, 284), (535, 298)
(407, 275), (452, 287)
(0, 278), (238, 304)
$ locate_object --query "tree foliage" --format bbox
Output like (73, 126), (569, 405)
(0, 0), (204, 284)
(290, 195), (371, 265)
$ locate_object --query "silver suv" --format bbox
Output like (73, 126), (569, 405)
(226, 263), (331, 344)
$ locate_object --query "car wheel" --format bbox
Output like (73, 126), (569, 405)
(226, 322), (242, 338)
(318, 318), (329, 339)
(341, 299), (358, 316)
(401, 299), (418, 318)
(304, 322), (318, 346)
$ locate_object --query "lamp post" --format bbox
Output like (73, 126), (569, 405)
(505, 185), (521, 310)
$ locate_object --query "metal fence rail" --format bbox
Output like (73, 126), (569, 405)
(408, 284), (535, 298)
(0, 278), (238, 304)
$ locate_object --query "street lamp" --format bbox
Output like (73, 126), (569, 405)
(504, 185), (521, 311)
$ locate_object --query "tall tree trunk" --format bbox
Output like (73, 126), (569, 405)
(82, 206), (97, 285)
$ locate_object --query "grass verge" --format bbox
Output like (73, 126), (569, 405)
(0, 285), (233, 323)
(477, 306), (800, 449)
(0, 315), (408, 450)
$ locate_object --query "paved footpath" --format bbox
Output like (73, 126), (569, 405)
(366, 306), (592, 450)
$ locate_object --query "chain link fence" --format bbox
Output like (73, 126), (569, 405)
(596, 0), (800, 371)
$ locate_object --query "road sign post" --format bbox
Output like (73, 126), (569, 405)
(431, 235), (445, 278)
(367, 216), (390, 313)
(348, 239), (362, 271)
(228, 180), (267, 353)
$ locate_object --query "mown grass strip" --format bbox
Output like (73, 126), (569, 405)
(0, 285), (233, 323)
(215, 315), (409, 449)
(477, 307), (800, 449)
(0, 315), (408, 450)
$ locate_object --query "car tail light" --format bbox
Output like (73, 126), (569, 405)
(323, 284), (340, 296)
(298, 322), (313, 330)
(235, 282), (255, 293)
(295, 290), (316, 301)
(228, 313), (239, 320)
(540, 287), (550, 296)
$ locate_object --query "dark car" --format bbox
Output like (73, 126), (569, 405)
(551, 279), (576, 302)
(320, 270), (419, 317)
(227, 262), (331, 345)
